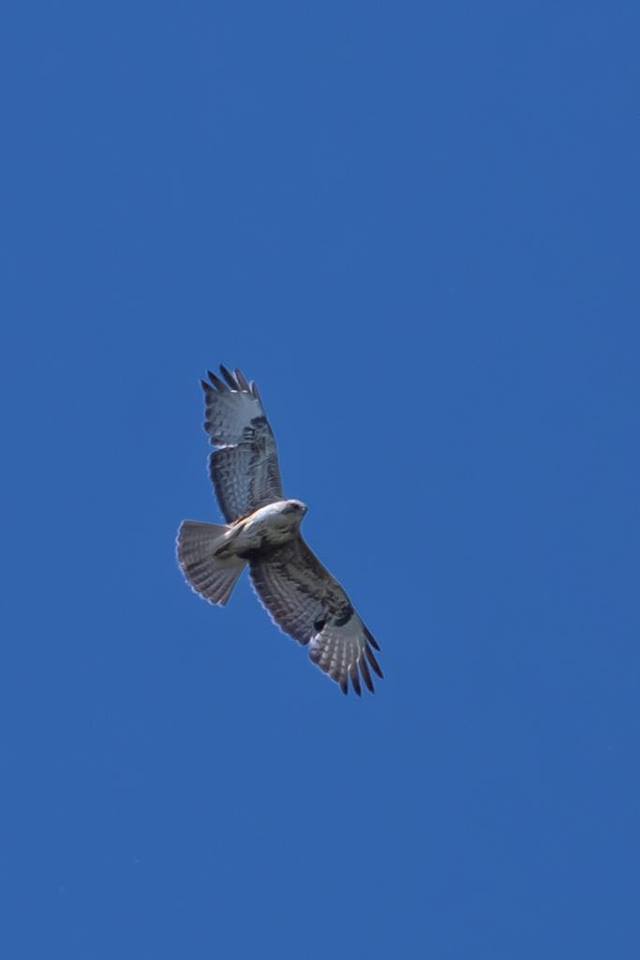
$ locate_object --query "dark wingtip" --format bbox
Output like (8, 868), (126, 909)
(365, 645), (383, 679)
(339, 676), (348, 695)
(219, 364), (238, 389)
(359, 655), (375, 693)
(207, 370), (227, 391)
(250, 380), (262, 401)
(364, 625), (381, 651)
(350, 664), (362, 696)
(235, 368), (250, 391)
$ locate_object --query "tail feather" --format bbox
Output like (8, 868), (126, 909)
(177, 520), (245, 606)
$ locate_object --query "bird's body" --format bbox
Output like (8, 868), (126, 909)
(216, 500), (307, 559)
(177, 365), (382, 695)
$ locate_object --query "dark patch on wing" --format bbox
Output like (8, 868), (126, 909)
(334, 603), (354, 627)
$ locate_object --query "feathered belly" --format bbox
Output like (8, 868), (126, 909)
(229, 506), (297, 558)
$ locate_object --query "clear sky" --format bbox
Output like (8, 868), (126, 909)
(3, 2), (639, 957)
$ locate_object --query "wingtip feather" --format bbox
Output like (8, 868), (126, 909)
(235, 368), (250, 391)
(250, 380), (262, 401)
(364, 625), (381, 651)
(350, 664), (362, 696)
(207, 370), (227, 391)
(359, 655), (375, 693)
(364, 645), (384, 679)
(219, 364), (238, 389)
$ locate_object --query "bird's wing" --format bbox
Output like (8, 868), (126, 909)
(202, 365), (284, 523)
(249, 537), (382, 696)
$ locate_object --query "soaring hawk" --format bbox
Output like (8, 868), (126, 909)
(177, 365), (383, 696)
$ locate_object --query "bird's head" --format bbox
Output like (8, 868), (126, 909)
(283, 499), (308, 519)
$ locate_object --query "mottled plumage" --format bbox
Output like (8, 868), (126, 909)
(177, 365), (382, 696)
(202, 368), (282, 522)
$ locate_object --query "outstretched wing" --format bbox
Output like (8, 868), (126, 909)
(249, 537), (383, 696)
(202, 365), (284, 523)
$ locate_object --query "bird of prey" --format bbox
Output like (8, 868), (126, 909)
(176, 365), (383, 696)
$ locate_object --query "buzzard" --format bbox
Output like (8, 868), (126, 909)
(176, 365), (383, 696)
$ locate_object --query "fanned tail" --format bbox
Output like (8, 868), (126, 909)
(176, 520), (245, 606)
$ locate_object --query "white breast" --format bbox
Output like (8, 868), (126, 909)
(235, 501), (296, 552)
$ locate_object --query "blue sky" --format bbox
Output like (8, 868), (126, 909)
(3, 2), (640, 957)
